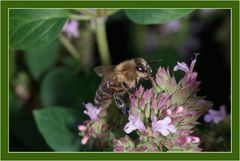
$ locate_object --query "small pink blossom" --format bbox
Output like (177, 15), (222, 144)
(134, 85), (144, 97)
(156, 67), (170, 86)
(173, 62), (189, 73)
(190, 136), (200, 143)
(174, 53), (199, 83)
(204, 105), (226, 124)
(81, 135), (89, 145)
(152, 116), (176, 136)
(175, 136), (192, 146)
(175, 136), (200, 146)
(124, 115), (145, 134)
(62, 20), (80, 39)
(166, 109), (172, 116)
(172, 106), (184, 116)
(157, 93), (169, 108)
(139, 98), (146, 110)
(151, 97), (157, 109)
(15, 85), (30, 100)
(130, 96), (138, 108)
(78, 125), (87, 132)
(83, 103), (101, 121)
(142, 88), (153, 100)
(114, 145), (125, 151)
(161, 20), (181, 35)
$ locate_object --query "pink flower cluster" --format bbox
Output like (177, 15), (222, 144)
(113, 55), (212, 152)
(78, 55), (213, 152)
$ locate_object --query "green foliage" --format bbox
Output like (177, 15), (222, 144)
(9, 8), (230, 152)
(124, 9), (193, 24)
(25, 40), (59, 80)
(40, 67), (99, 108)
(33, 107), (83, 151)
(9, 9), (70, 50)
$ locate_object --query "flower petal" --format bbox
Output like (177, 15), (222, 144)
(162, 116), (171, 124)
(159, 128), (170, 136)
(204, 114), (212, 122)
(173, 62), (189, 73)
(167, 124), (177, 133)
(84, 103), (101, 120)
(124, 122), (136, 134)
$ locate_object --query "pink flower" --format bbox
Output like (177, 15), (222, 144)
(161, 20), (181, 35)
(62, 20), (80, 39)
(173, 53), (199, 83)
(175, 136), (192, 146)
(175, 136), (200, 146)
(142, 88), (153, 100)
(173, 62), (189, 73)
(81, 135), (89, 145)
(191, 136), (200, 143)
(156, 67), (170, 86)
(83, 103), (101, 121)
(134, 85), (144, 97)
(204, 105), (226, 124)
(152, 116), (176, 136)
(130, 96), (138, 108)
(124, 114), (145, 134)
(114, 145), (125, 151)
(151, 97), (157, 109)
(78, 125), (87, 132)
(157, 93), (169, 108)
(171, 106), (184, 116)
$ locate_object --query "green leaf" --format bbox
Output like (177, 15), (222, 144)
(33, 106), (83, 151)
(10, 9), (70, 50)
(40, 67), (99, 108)
(124, 9), (193, 24)
(25, 40), (59, 80)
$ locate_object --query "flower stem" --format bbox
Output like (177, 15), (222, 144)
(70, 14), (91, 21)
(77, 9), (96, 17)
(60, 34), (89, 73)
(59, 34), (81, 61)
(95, 17), (111, 65)
(106, 9), (120, 16)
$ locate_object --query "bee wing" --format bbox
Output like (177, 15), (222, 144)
(94, 65), (116, 77)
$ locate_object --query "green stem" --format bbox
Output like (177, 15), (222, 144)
(60, 34), (89, 73)
(106, 9), (120, 16)
(77, 9), (96, 17)
(70, 14), (91, 21)
(95, 17), (111, 65)
(59, 34), (81, 61)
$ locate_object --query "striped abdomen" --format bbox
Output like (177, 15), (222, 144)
(94, 81), (116, 108)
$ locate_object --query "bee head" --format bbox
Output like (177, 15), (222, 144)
(134, 58), (152, 79)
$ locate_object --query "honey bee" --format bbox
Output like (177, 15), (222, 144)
(94, 58), (153, 115)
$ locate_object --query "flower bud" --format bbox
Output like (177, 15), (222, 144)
(81, 135), (89, 145)
(78, 125), (87, 132)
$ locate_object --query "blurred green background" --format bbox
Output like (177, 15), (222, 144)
(9, 9), (230, 151)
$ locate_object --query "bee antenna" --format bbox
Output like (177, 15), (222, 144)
(148, 59), (163, 64)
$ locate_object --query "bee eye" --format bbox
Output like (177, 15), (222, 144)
(136, 66), (145, 73)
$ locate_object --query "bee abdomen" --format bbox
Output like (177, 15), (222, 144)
(94, 82), (114, 108)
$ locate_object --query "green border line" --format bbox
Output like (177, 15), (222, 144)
(1, 1), (239, 160)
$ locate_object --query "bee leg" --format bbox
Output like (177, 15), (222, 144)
(114, 94), (129, 116)
(128, 87), (137, 94)
(122, 81), (137, 95)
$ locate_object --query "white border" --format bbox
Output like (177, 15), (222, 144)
(7, 8), (233, 155)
